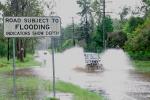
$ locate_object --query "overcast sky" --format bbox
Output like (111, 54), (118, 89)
(0, 0), (142, 26)
(54, 0), (142, 27)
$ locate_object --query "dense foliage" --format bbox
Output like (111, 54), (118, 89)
(0, 0), (43, 60)
(124, 18), (150, 60)
(0, 0), (149, 61)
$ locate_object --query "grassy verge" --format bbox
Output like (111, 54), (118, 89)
(133, 60), (150, 72)
(0, 54), (104, 100)
(56, 81), (103, 100)
(0, 76), (48, 100)
(0, 54), (41, 73)
(0, 76), (103, 100)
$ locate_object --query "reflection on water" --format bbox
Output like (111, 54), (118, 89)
(35, 47), (150, 100)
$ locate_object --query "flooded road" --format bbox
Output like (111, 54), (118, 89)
(34, 47), (150, 100)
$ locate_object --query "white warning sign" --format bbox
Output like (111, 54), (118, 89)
(4, 16), (61, 37)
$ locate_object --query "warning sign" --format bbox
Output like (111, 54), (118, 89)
(4, 16), (61, 37)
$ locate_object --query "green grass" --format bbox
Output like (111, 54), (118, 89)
(16, 54), (41, 68)
(133, 60), (150, 72)
(0, 54), (104, 100)
(0, 76), (49, 100)
(0, 54), (41, 73)
(56, 81), (103, 100)
(0, 76), (104, 100)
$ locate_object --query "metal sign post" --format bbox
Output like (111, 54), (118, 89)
(12, 38), (16, 97)
(51, 37), (56, 97)
(4, 16), (61, 98)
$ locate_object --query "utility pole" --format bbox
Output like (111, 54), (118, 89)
(85, 11), (89, 48)
(72, 17), (75, 46)
(102, 0), (106, 50)
(101, 0), (112, 50)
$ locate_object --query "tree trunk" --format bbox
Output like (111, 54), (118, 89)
(7, 38), (10, 61)
(16, 38), (20, 59)
(20, 39), (24, 62)
(24, 39), (26, 58)
(16, 38), (24, 62)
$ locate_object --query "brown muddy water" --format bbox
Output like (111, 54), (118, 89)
(6, 47), (150, 100)
(34, 48), (150, 100)
(7, 68), (37, 77)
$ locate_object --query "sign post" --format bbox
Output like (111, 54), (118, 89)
(12, 38), (16, 97)
(51, 37), (56, 97)
(4, 16), (61, 98)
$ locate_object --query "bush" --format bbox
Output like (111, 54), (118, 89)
(45, 97), (59, 100)
(0, 42), (7, 57)
(124, 18), (150, 51)
(128, 51), (150, 60)
(50, 98), (59, 100)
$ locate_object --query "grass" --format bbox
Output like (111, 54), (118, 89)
(16, 54), (41, 68)
(56, 81), (103, 100)
(0, 76), (49, 100)
(133, 60), (150, 72)
(0, 54), (104, 100)
(0, 76), (104, 100)
(0, 54), (41, 73)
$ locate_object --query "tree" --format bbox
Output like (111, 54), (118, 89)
(91, 0), (102, 25)
(77, 0), (94, 47)
(124, 17), (144, 34)
(42, 0), (56, 16)
(125, 18), (150, 51)
(141, 0), (150, 17)
(107, 31), (127, 48)
(60, 24), (83, 51)
(0, 2), (4, 10)
(112, 19), (123, 32)
(90, 16), (113, 52)
(0, 20), (8, 57)
(77, 0), (93, 25)
(119, 6), (130, 22)
(124, 20), (150, 60)
(2, 0), (43, 61)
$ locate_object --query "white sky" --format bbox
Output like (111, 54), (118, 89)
(55, 0), (142, 27)
(0, 0), (142, 26)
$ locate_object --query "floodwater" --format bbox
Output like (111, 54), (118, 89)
(34, 47), (150, 100)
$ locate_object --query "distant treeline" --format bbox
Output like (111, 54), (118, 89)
(59, 0), (150, 60)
